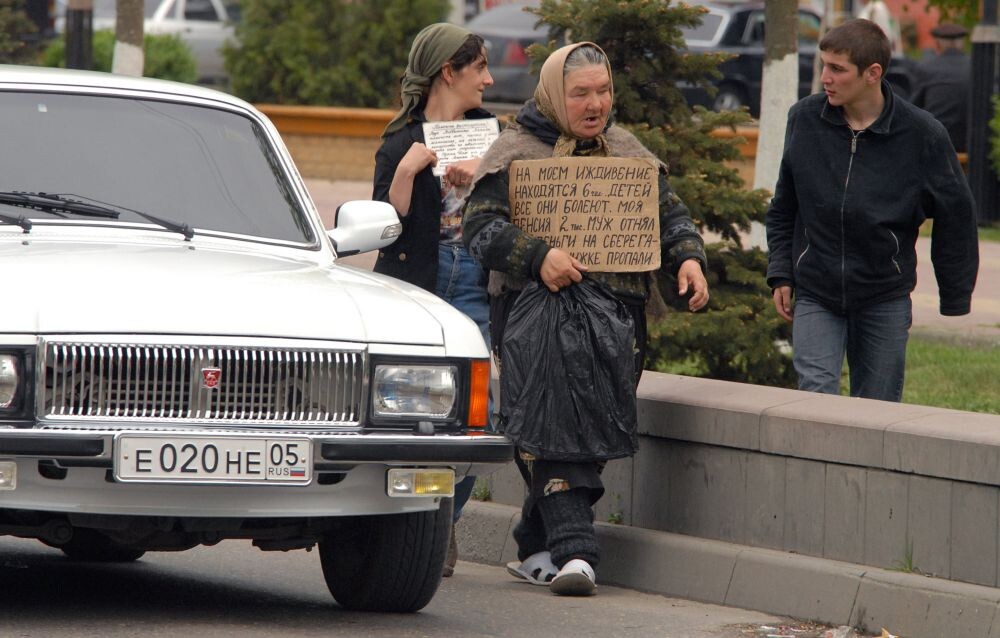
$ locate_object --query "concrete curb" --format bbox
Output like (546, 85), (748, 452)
(457, 501), (1000, 638)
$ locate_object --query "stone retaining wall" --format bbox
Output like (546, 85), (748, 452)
(479, 372), (1000, 589)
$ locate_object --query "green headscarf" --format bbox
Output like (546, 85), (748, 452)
(382, 23), (472, 138)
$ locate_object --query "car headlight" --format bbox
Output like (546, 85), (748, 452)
(373, 365), (457, 418)
(0, 354), (20, 409)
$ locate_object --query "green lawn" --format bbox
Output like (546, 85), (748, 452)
(901, 336), (1000, 413)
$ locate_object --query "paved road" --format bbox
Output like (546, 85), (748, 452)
(0, 535), (792, 638)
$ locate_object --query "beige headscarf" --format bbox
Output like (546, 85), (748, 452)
(382, 23), (471, 138)
(534, 42), (614, 157)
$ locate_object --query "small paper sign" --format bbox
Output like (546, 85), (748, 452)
(423, 119), (500, 176)
(508, 156), (660, 273)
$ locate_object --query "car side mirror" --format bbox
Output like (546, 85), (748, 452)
(327, 200), (402, 257)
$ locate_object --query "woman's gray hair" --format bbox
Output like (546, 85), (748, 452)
(563, 44), (608, 76)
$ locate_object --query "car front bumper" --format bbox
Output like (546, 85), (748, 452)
(0, 427), (513, 517)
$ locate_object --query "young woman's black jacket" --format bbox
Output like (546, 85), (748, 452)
(372, 107), (494, 292)
(765, 82), (978, 315)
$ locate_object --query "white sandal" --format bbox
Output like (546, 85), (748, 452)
(505, 551), (558, 586)
(550, 558), (596, 596)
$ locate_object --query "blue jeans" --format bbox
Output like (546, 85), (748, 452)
(792, 294), (912, 402)
(436, 242), (491, 522)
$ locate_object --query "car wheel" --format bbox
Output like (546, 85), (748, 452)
(319, 498), (453, 612)
(56, 529), (146, 562)
(712, 84), (749, 112)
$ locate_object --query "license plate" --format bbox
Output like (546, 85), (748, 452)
(115, 435), (312, 485)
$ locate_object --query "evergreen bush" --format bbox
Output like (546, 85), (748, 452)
(530, 0), (796, 386)
(41, 30), (197, 83)
(225, 0), (449, 107)
(0, 0), (38, 64)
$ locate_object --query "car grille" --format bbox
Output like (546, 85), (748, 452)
(40, 341), (366, 425)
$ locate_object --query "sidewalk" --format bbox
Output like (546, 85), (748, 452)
(457, 501), (1000, 638)
(304, 177), (1000, 342)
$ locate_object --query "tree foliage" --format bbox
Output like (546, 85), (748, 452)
(225, 0), (449, 106)
(530, 0), (795, 386)
(0, 0), (38, 64)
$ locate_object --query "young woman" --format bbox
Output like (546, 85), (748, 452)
(373, 22), (495, 578)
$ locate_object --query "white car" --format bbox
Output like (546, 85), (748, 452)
(57, 0), (239, 84)
(0, 65), (511, 612)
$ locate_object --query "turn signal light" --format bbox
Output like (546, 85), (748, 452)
(467, 359), (491, 428)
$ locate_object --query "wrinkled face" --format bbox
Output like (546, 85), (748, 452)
(819, 50), (879, 108)
(449, 48), (493, 111)
(564, 64), (612, 139)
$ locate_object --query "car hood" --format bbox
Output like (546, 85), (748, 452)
(2, 237), (448, 346)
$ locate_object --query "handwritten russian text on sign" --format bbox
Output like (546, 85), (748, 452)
(423, 119), (500, 176)
(508, 157), (660, 272)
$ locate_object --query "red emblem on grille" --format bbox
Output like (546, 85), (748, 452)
(201, 368), (221, 389)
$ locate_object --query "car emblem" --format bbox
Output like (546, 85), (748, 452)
(201, 367), (222, 389)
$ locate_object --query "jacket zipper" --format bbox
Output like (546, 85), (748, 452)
(888, 229), (901, 274)
(838, 129), (862, 312)
(795, 227), (811, 269)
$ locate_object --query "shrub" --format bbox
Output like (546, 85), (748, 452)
(41, 30), (197, 83)
(224, 0), (449, 107)
(0, 0), (38, 64)
(530, 0), (796, 387)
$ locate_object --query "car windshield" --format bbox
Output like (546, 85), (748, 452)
(680, 13), (723, 44)
(90, 0), (160, 18)
(0, 91), (314, 244)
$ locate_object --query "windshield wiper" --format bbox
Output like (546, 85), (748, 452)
(0, 191), (195, 241)
(0, 211), (32, 233)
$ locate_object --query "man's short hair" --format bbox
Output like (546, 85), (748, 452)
(820, 19), (892, 76)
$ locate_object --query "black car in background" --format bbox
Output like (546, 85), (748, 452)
(467, 2), (546, 104)
(468, 1), (915, 117)
(680, 1), (915, 117)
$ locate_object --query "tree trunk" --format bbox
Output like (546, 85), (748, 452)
(751, 0), (799, 248)
(754, 0), (799, 195)
(113, 0), (143, 76)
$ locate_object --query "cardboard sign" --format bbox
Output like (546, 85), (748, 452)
(508, 156), (660, 272)
(422, 119), (500, 176)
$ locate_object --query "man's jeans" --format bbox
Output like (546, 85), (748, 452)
(436, 242), (491, 522)
(792, 295), (912, 402)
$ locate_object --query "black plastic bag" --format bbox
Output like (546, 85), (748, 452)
(499, 279), (638, 461)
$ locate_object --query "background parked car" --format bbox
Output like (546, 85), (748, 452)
(468, 1), (915, 117)
(467, 1), (545, 104)
(56, 0), (239, 85)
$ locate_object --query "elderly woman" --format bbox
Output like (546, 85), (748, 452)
(462, 42), (709, 596)
(373, 22), (495, 577)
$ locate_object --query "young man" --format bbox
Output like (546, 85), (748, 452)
(765, 19), (979, 402)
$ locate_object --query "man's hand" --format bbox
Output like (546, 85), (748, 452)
(677, 258), (709, 312)
(540, 248), (588, 292)
(772, 285), (794, 322)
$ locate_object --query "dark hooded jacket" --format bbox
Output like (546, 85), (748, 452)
(765, 82), (978, 315)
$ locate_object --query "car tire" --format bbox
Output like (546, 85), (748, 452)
(319, 498), (453, 612)
(56, 529), (146, 562)
(712, 84), (749, 112)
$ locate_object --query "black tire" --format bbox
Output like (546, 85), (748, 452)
(319, 498), (453, 612)
(58, 529), (146, 562)
(712, 83), (749, 112)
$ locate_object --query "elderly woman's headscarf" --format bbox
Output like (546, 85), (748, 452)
(534, 42), (614, 157)
(382, 23), (472, 138)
